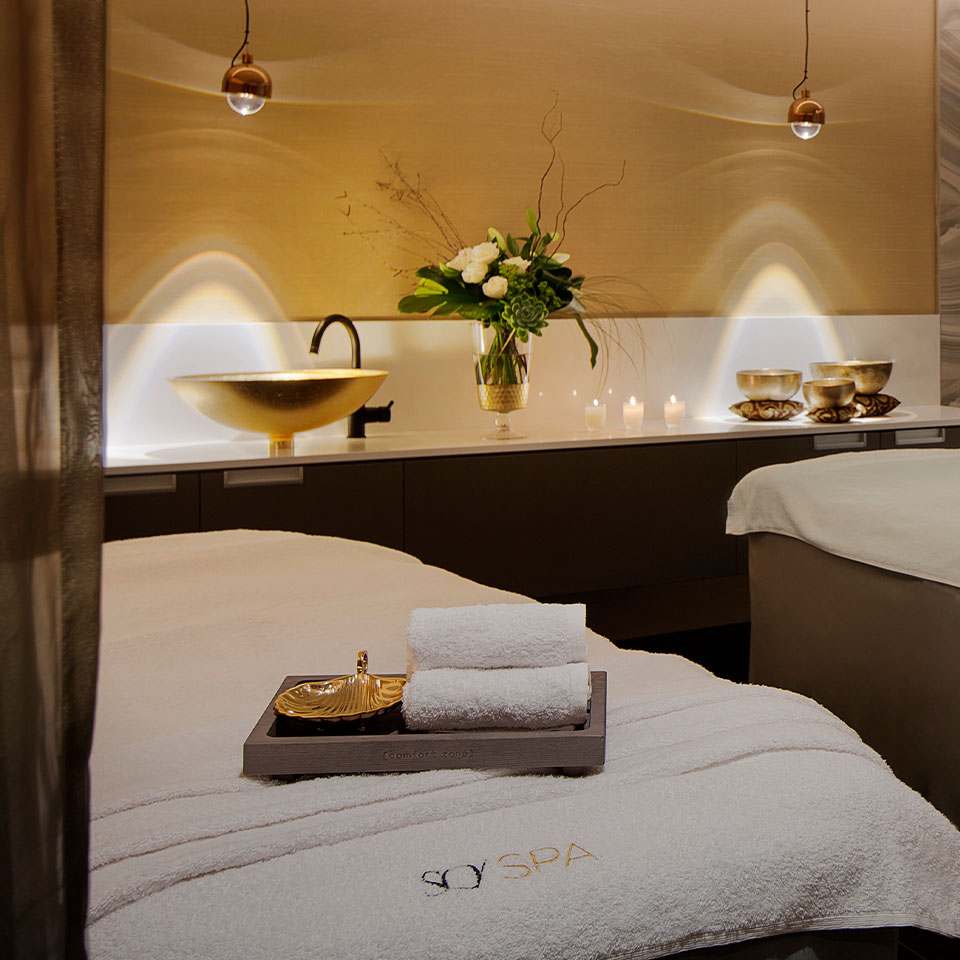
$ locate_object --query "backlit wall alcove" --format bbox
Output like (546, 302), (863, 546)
(105, 0), (941, 445)
(109, 0), (936, 322)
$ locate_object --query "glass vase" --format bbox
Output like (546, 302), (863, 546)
(473, 322), (531, 439)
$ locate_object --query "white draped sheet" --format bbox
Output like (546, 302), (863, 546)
(88, 531), (960, 959)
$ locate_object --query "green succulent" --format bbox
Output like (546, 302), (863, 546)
(501, 292), (548, 338)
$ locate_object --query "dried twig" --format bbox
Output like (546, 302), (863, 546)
(557, 161), (626, 248)
(536, 93), (562, 229)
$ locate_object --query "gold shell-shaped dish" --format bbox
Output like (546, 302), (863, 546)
(274, 651), (406, 723)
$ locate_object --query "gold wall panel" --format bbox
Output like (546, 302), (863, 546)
(107, 0), (937, 323)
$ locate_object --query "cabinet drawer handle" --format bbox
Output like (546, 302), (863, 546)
(223, 466), (304, 488)
(813, 432), (867, 451)
(893, 428), (945, 446)
(104, 473), (177, 496)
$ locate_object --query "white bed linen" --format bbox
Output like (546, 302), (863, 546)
(88, 530), (960, 960)
(726, 449), (960, 587)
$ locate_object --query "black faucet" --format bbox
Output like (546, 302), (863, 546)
(308, 314), (393, 439)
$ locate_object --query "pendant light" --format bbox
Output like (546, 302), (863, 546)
(221, 0), (272, 116)
(787, 1), (825, 140)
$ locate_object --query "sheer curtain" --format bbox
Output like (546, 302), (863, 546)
(0, 1), (105, 957)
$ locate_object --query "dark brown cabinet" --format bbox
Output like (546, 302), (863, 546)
(736, 431), (881, 479)
(104, 461), (403, 549)
(878, 425), (960, 449)
(403, 442), (737, 598)
(103, 472), (200, 541)
(200, 461), (403, 549)
(103, 422), (959, 635)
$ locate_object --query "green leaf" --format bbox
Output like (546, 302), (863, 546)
(525, 206), (540, 234)
(575, 316), (599, 369)
(415, 265), (449, 283)
(439, 263), (460, 277)
(415, 277), (448, 295)
(487, 227), (508, 254)
(398, 294), (449, 314)
(432, 300), (464, 316)
(506, 234), (519, 255)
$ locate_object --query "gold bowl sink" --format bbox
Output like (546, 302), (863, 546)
(169, 369), (388, 455)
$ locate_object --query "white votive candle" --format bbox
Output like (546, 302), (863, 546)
(585, 399), (606, 431)
(664, 394), (685, 428)
(622, 396), (644, 429)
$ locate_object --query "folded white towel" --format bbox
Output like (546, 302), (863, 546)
(401, 662), (591, 731)
(406, 602), (587, 672)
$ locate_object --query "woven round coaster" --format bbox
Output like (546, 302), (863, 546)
(729, 400), (804, 421)
(806, 404), (858, 423)
(853, 393), (900, 417)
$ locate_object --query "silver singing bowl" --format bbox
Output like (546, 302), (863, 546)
(802, 378), (856, 409)
(735, 369), (803, 401)
(810, 361), (892, 396)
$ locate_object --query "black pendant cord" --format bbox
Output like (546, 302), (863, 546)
(230, 0), (251, 66)
(792, 0), (811, 99)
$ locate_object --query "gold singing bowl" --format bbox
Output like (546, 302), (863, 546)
(810, 361), (893, 395)
(735, 369), (802, 401)
(274, 651), (406, 723)
(169, 370), (388, 453)
(802, 378), (856, 409)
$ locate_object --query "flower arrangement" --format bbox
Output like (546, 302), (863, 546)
(399, 207), (598, 390)
(341, 100), (647, 397)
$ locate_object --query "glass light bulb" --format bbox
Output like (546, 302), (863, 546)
(790, 121), (822, 140)
(227, 92), (265, 116)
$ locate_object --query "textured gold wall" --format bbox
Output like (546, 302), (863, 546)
(107, 0), (936, 323)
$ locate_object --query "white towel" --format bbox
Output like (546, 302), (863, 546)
(401, 662), (591, 731)
(406, 602), (586, 672)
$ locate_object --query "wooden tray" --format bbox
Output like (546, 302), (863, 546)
(243, 671), (606, 777)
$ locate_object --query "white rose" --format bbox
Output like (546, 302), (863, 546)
(469, 241), (500, 265)
(482, 275), (508, 299)
(446, 248), (470, 271)
(461, 260), (489, 284)
(502, 256), (531, 274)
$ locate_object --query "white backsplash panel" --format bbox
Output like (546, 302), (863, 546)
(104, 315), (941, 450)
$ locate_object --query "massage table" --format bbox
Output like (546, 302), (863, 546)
(88, 529), (960, 959)
(728, 448), (960, 828)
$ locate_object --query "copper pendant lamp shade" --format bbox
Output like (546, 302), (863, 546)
(222, 51), (272, 115)
(789, 1), (824, 140)
(223, 0), (272, 116)
(788, 88), (825, 140)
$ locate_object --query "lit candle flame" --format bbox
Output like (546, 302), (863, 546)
(670, 394), (677, 403)
(629, 396), (637, 405)
(592, 398), (599, 407)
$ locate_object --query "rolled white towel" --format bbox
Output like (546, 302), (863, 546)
(401, 662), (591, 731)
(406, 602), (587, 672)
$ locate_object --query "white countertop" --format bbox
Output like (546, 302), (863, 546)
(103, 405), (960, 475)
